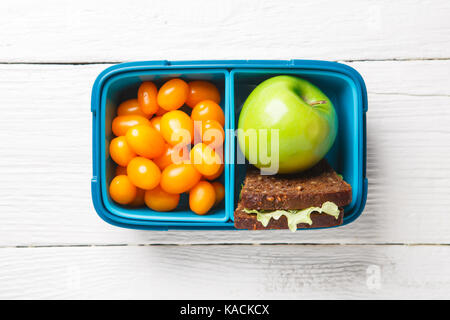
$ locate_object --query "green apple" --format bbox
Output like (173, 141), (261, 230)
(237, 75), (337, 174)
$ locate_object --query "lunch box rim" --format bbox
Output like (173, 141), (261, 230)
(91, 60), (367, 231)
(229, 67), (366, 226)
(100, 69), (231, 223)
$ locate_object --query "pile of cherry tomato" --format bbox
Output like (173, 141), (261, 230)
(109, 79), (225, 215)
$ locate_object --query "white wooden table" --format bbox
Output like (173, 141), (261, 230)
(1, 0), (450, 299)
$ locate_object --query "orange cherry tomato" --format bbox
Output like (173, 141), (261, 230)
(189, 181), (216, 215)
(153, 144), (190, 170)
(115, 165), (128, 176)
(212, 181), (225, 206)
(129, 188), (146, 207)
(203, 163), (224, 181)
(198, 119), (225, 149)
(117, 99), (148, 118)
(191, 100), (225, 127)
(160, 110), (194, 146)
(153, 144), (174, 170)
(112, 115), (150, 136)
(157, 78), (189, 111)
(150, 116), (162, 132)
(109, 136), (136, 167)
(109, 175), (137, 205)
(125, 124), (165, 159)
(155, 106), (168, 116)
(160, 162), (202, 194)
(190, 143), (222, 176)
(212, 143), (224, 162)
(145, 186), (180, 211)
(138, 81), (159, 116)
(186, 80), (221, 108)
(127, 157), (161, 190)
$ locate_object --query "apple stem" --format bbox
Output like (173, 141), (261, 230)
(309, 100), (327, 106)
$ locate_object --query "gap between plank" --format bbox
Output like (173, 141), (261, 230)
(369, 91), (450, 97)
(0, 57), (449, 65)
(1, 243), (450, 249)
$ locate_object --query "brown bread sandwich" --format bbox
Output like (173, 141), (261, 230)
(234, 159), (352, 231)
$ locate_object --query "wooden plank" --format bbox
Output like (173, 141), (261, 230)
(0, 61), (449, 245)
(0, 245), (449, 299)
(349, 61), (450, 96)
(0, 0), (450, 62)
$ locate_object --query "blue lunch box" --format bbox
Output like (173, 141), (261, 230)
(91, 60), (368, 231)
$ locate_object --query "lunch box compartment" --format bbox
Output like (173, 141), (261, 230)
(96, 68), (231, 224)
(91, 60), (367, 230)
(230, 67), (367, 224)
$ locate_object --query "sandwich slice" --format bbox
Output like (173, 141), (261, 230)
(234, 159), (352, 231)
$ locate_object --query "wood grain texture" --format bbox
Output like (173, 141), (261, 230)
(1, 0), (450, 62)
(0, 60), (449, 245)
(0, 245), (449, 299)
(1, 0), (450, 299)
